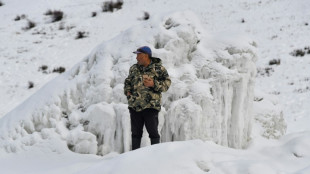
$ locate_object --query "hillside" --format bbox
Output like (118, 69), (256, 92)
(0, 0), (310, 173)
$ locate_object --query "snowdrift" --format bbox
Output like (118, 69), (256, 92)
(77, 133), (310, 174)
(0, 11), (258, 155)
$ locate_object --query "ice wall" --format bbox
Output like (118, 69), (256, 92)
(0, 11), (257, 155)
(160, 28), (257, 148)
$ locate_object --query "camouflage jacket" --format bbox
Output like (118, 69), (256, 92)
(124, 57), (171, 112)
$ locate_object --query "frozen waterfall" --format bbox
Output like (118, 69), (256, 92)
(0, 11), (258, 155)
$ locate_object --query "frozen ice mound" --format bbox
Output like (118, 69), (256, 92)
(0, 11), (259, 155)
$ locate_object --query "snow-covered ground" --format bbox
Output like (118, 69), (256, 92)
(0, 0), (310, 173)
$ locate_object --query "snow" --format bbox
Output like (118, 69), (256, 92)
(0, 0), (310, 173)
(0, 10), (259, 156)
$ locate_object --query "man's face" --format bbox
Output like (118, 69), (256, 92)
(136, 53), (148, 66)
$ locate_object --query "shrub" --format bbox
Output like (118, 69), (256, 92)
(257, 67), (274, 77)
(102, 0), (123, 12)
(39, 65), (48, 71)
(294, 87), (310, 93)
(14, 15), (21, 21)
(39, 65), (48, 73)
(53, 66), (66, 73)
(264, 67), (274, 76)
(113, 0), (123, 10)
(52, 10), (64, 22)
(45, 9), (64, 22)
(0, 1), (4, 6)
(290, 47), (310, 57)
(269, 59), (281, 65)
(51, 10), (63, 22)
(92, 12), (97, 17)
(102, 1), (113, 12)
(305, 47), (310, 54)
(28, 81), (34, 89)
(254, 97), (263, 102)
(23, 20), (36, 30)
(291, 49), (305, 57)
(142, 12), (150, 20)
(75, 31), (88, 39)
(305, 23), (308, 26)
(241, 18), (245, 23)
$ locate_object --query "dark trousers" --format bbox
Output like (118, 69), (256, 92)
(129, 108), (160, 150)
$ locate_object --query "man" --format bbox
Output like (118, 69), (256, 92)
(124, 46), (171, 150)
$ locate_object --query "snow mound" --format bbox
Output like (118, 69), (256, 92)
(76, 140), (214, 174)
(0, 11), (257, 155)
(253, 90), (287, 139)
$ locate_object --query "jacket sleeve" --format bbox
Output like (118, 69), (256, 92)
(153, 66), (171, 92)
(124, 66), (133, 96)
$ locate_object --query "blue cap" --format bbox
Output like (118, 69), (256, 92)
(133, 46), (152, 58)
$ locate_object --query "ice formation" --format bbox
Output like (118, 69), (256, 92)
(0, 11), (258, 155)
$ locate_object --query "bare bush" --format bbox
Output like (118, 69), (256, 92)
(28, 81), (34, 89)
(102, 0), (123, 12)
(142, 12), (150, 20)
(39, 65), (48, 71)
(294, 87), (310, 93)
(291, 49), (305, 57)
(45, 9), (64, 22)
(75, 31), (88, 39)
(269, 59), (281, 65)
(305, 47), (310, 54)
(257, 67), (274, 77)
(113, 0), (123, 10)
(23, 20), (36, 30)
(38, 65), (48, 73)
(14, 16), (21, 21)
(0, 1), (4, 6)
(52, 10), (64, 22)
(53, 67), (66, 73)
(92, 12), (97, 17)
(290, 47), (310, 57)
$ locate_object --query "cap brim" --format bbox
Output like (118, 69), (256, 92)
(133, 51), (143, 54)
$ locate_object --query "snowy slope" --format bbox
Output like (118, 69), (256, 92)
(1, 0), (310, 173)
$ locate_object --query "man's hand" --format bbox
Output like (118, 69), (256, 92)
(127, 92), (131, 96)
(143, 76), (154, 87)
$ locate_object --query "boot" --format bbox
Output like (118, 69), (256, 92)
(132, 138), (141, 150)
(151, 138), (160, 145)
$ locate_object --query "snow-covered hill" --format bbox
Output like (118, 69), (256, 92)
(0, 0), (310, 173)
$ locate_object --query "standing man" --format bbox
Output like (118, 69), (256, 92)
(124, 46), (171, 150)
